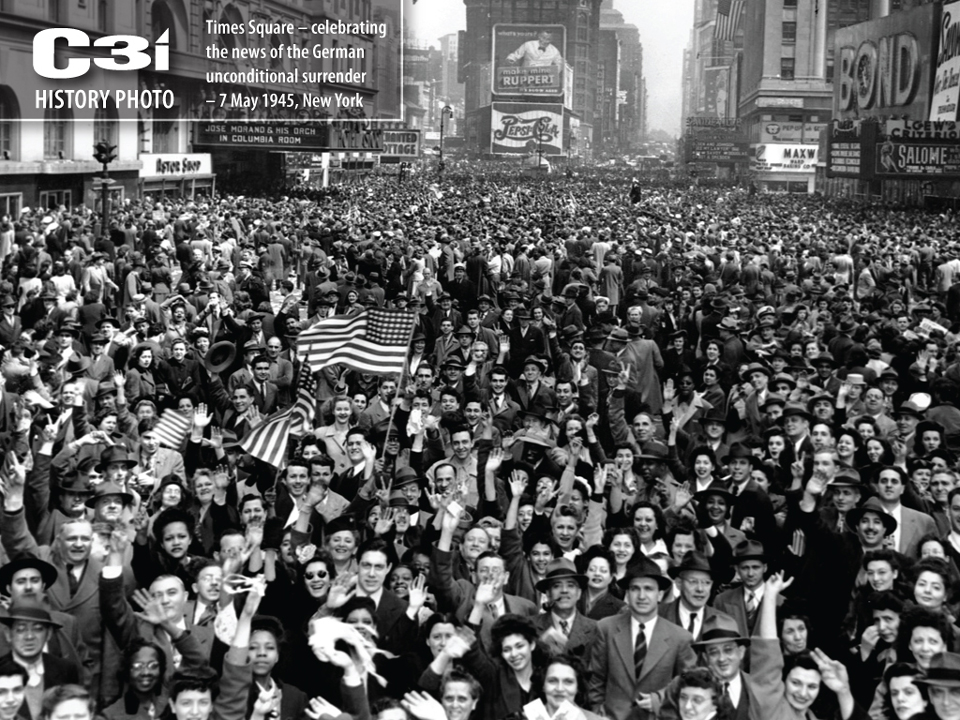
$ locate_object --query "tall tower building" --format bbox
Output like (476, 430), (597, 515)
(461, 0), (603, 160)
(600, 0), (645, 152)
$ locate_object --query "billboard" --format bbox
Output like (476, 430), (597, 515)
(702, 66), (731, 119)
(691, 138), (750, 162)
(931, 1), (960, 120)
(876, 138), (960, 175)
(380, 129), (421, 162)
(492, 24), (566, 98)
(750, 144), (819, 173)
(827, 120), (878, 179)
(196, 122), (330, 150)
(760, 122), (828, 143)
(490, 103), (563, 155)
(834, 3), (938, 121)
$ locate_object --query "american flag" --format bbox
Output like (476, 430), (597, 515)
(152, 410), (192, 450)
(290, 365), (317, 435)
(715, 0), (744, 40)
(297, 309), (416, 375)
(239, 406), (294, 467)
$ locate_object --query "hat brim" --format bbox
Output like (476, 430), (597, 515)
(846, 507), (897, 534)
(0, 558), (58, 590)
(617, 572), (672, 591)
(535, 572), (588, 593)
(0, 614), (61, 629)
(204, 341), (237, 373)
(85, 491), (135, 508)
(692, 633), (751, 650)
(915, 675), (960, 688)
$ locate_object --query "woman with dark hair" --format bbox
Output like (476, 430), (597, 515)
(132, 506), (209, 589)
(603, 526), (640, 587)
(674, 667), (732, 720)
(882, 663), (930, 720)
(537, 654), (605, 720)
(125, 343), (162, 408)
(632, 501), (668, 559)
(912, 558), (956, 617)
(422, 612), (546, 720)
(101, 621), (209, 720)
(577, 545), (625, 619)
(247, 615), (308, 720)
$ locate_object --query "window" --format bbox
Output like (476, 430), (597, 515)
(39, 190), (71, 210)
(98, 0), (108, 32)
(780, 57), (795, 80)
(0, 89), (18, 160)
(783, 0), (797, 5)
(44, 107), (70, 159)
(0, 194), (21, 218)
(94, 106), (118, 147)
(782, 21), (796, 43)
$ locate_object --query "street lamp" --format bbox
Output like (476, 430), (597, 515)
(93, 140), (117, 240)
(438, 105), (453, 175)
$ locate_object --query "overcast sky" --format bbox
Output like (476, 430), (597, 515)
(406, 0), (694, 136)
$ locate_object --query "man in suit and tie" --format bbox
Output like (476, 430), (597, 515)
(0, 558), (90, 683)
(659, 551), (735, 642)
(531, 559), (598, 659)
(430, 505), (537, 654)
(354, 538), (418, 656)
(134, 429), (186, 492)
(186, 562), (221, 660)
(486, 366), (521, 435)
(358, 376), (398, 434)
(724, 443), (778, 553)
(649, 614), (754, 720)
(875, 465), (938, 558)
(245, 356), (279, 415)
(0, 604), (80, 719)
(714, 540), (769, 640)
(0, 460), (133, 706)
(586, 556), (696, 720)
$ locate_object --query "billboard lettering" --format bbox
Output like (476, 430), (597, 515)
(932, 1), (960, 120)
(887, 119), (960, 138)
(492, 25), (566, 98)
(380, 129), (421, 160)
(196, 122), (330, 150)
(877, 138), (960, 175)
(834, 4), (936, 121)
(751, 144), (819, 173)
(490, 103), (563, 155)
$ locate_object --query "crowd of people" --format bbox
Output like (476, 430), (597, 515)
(2, 169), (960, 720)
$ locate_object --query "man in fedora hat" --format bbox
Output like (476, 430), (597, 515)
(649, 613), (755, 720)
(0, 456), (133, 705)
(531, 558), (598, 658)
(507, 307), (546, 377)
(914, 651), (960, 717)
(586, 555), (696, 720)
(714, 540), (770, 639)
(0, 296), (21, 348)
(0, 603), (80, 716)
(515, 355), (557, 412)
(723, 443), (777, 551)
(660, 551), (735, 641)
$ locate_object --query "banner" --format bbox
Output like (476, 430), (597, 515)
(490, 103), (563, 155)
(492, 24), (566, 98)
(750, 144), (819, 173)
(702, 66), (730, 119)
(379, 129), (421, 161)
(931, 1), (960, 121)
(138, 154), (212, 178)
(876, 138), (960, 175)
(834, 3), (938, 121)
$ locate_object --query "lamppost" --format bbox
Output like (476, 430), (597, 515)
(438, 104), (453, 175)
(93, 140), (117, 239)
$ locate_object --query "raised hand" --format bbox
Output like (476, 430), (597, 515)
(810, 648), (851, 695)
(131, 589), (167, 626)
(593, 464), (608, 495)
(617, 362), (631, 389)
(407, 574), (428, 613)
(252, 686), (277, 718)
(374, 508), (395, 536)
(585, 413), (600, 430)
(325, 573), (357, 610)
(568, 436), (583, 461)
(442, 627), (476, 659)
(193, 403), (212, 429)
(304, 697), (342, 720)
(401, 692), (447, 720)
(508, 471), (527, 500)
(487, 447), (505, 473)
(764, 570), (794, 597)
(473, 577), (500, 607)
(788, 529), (806, 557)
(674, 481), (692, 509)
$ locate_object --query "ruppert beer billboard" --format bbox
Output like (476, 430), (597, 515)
(492, 24), (566, 98)
(490, 103), (563, 155)
(833, 3), (938, 122)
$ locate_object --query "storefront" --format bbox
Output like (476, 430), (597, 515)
(138, 154), (215, 199)
(749, 143), (820, 193)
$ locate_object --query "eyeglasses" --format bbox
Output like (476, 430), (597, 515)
(304, 570), (328, 580)
(131, 661), (160, 672)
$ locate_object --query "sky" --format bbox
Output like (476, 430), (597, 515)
(405, 0), (695, 136)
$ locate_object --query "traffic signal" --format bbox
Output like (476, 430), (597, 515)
(93, 141), (116, 165)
